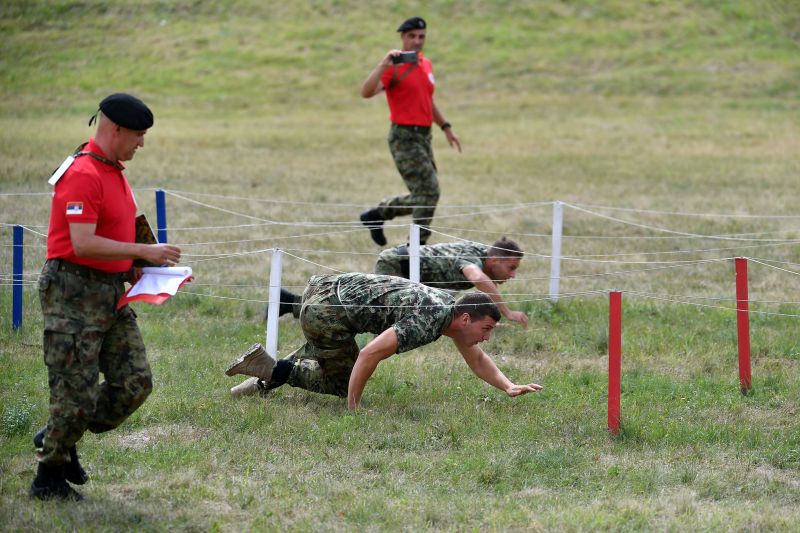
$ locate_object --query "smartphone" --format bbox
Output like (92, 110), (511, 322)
(392, 51), (418, 64)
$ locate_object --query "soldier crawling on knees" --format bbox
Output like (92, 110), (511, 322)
(272, 237), (529, 329)
(228, 273), (542, 407)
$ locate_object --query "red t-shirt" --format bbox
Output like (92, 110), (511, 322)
(46, 138), (137, 273)
(381, 53), (435, 126)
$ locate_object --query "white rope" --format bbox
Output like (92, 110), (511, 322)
(166, 190), (547, 228)
(165, 191), (276, 223)
(747, 258), (800, 278)
(172, 227), (367, 246)
(177, 291), (267, 304)
(427, 225), (552, 239)
(21, 225), (49, 238)
(561, 256), (735, 265)
(166, 191), (410, 229)
(0, 273), (41, 280)
(429, 223), (800, 242)
(559, 238), (800, 259)
(565, 203), (789, 242)
(1, 222), (49, 231)
(424, 203), (545, 221)
(447, 262), (724, 285)
(429, 227), (739, 265)
(748, 257), (800, 268)
(183, 248), (275, 264)
(166, 222), (276, 231)
(281, 250), (349, 274)
(626, 290), (800, 318)
(163, 189), (554, 210)
(188, 282), (267, 288)
(508, 261), (735, 282)
(568, 201), (800, 219)
(176, 287), (607, 308)
(621, 290), (735, 302)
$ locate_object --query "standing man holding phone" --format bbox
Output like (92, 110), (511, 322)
(360, 16), (461, 247)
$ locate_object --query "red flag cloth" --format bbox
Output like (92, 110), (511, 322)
(117, 267), (192, 309)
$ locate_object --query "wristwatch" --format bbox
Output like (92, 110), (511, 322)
(441, 122), (452, 131)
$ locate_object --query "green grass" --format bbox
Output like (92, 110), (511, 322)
(2, 0), (800, 530)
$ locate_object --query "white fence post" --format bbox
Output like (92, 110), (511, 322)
(409, 224), (421, 283)
(265, 248), (283, 358)
(549, 201), (563, 302)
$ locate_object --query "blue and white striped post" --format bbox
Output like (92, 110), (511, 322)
(12, 225), (23, 330)
(155, 189), (168, 243)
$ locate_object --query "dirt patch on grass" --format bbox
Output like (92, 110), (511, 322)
(754, 464), (800, 490)
(115, 424), (211, 450)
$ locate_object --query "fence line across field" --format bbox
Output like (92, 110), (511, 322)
(4, 225), (796, 417)
(6, 188), (800, 328)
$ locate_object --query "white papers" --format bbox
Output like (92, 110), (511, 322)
(127, 266), (193, 298)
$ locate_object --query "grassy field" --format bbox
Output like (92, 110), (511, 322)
(2, 0), (800, 530)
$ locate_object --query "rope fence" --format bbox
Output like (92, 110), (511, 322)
(5, 192), (800, 379)
(7, 189), (800, 433)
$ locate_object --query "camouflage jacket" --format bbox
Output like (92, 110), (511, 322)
(335, 273), (455, 353)
(392, 242), (488, 291)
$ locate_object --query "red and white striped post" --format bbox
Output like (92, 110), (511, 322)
(735, 257), (752, 394)
(608, 290), (622, 435)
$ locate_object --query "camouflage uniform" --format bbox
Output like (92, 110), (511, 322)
(37, 259), (152, 465)
(283, 273), (455, 397)
(376, 124), (439, 243)
(375, 242), (489, 291)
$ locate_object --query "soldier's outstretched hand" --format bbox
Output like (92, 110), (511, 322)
(505, 383), (543, 397)
(506, 310), (529, 329)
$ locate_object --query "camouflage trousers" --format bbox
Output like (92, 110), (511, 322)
(377, 124), (439, 243)
(374, 245), (409, 278)
(37, 260), (152, 465)
(283, 275), (360, 398)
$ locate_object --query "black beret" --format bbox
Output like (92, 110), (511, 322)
(397, 17), (426, 32)
(91, 93), (154, 130)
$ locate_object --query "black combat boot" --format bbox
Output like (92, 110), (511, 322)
(264, 288), (301, 321)
(279, 288), (300, 316)
(360, 208), (387, 246)
(34, 427), (89, 485)
(263, 359), (294, 391)
(29, 462), (83, 501)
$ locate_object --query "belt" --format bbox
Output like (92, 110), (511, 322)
(393, 124), (431, 134)
(49, 259), (126, 284)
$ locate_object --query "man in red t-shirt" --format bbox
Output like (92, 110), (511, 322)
(360, 16), (461, 246)
(29, 93), (181, 501)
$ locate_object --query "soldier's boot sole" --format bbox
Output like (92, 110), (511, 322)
(225, 343), (276, 380)
(230, 377), (263, 397)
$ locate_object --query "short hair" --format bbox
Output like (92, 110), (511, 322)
(488, 237), (523, 259)
(453, 292), (501, 322)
